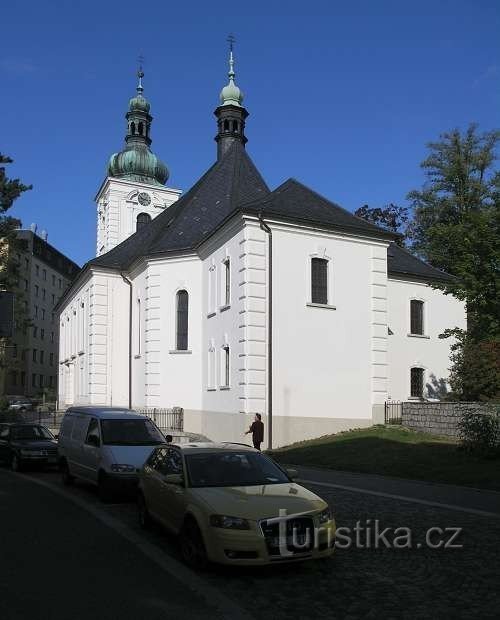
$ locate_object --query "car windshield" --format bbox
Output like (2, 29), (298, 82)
(11, 425), (54, 441)
(100, 418), (164, 446)
(185, 451), (290, 488)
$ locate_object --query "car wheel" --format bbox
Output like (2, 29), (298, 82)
(98, 472), (114, 503)
(137, 492), (151, 529)
(11, 454), (24, 473)
(180, 518), (208, 570)
(60, 460), (75, 486)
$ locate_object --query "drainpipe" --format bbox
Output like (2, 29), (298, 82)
(258, 213), (272, 450)
(121, 273), (133, 409)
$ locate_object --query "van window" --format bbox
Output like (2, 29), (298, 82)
(60, 416), (74, 438)
(71, 416), (90, 442)
(85, 418), (100, 445)
(100, 418), (164, 446)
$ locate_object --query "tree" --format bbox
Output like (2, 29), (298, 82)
(407, 125), (500, 401)
(354, 203), (408, 246)
(407, 124), (500, 340)
(0, 154), (32, 395)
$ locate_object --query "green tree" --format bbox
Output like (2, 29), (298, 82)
(355, 203), (408, 246)
(407, 125), (500, 401)
(407, 125), (500, 340)
(0, 154), (32, 394)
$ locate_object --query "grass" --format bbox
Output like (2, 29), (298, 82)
(268, 425), (500, 491)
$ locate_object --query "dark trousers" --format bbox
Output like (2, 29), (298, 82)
(253, 438), (262, 451)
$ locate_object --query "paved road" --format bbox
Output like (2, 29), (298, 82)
(1, 466), (499, 619)
(0, 470), (225, 620)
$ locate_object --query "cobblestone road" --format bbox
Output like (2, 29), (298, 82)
(10, 470), (500, 620)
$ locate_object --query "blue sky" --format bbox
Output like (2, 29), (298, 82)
(3, 0), (499, 266)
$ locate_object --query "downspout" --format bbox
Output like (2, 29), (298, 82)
(258, 213), (273, 450)
(121, 273), (133, 409)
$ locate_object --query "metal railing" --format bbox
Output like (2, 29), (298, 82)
(384, 401), (402, 424)
(135, 407), (184, 433)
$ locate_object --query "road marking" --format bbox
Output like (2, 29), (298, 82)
(299, 479), (500, 519)
(13, 473), (253, 620)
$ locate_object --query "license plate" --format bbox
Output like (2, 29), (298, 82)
(270, 535), (308, 547)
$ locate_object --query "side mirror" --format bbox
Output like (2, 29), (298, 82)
(164, 473), (184, 486)
(286, 468), (299, 480)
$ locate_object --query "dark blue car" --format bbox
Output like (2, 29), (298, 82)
(0, 423), (58, 471)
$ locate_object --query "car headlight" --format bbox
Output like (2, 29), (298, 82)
(318, 507), (333, 524)
(110, 464), (136, 473)
(20, 449), (45, 457)
(209, 515), (250, 530)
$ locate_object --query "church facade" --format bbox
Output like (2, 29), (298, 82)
(57, 53), (466, 448)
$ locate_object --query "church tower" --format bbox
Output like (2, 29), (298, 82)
(214, 40), (248, 160)
(95, 68), (181, 256)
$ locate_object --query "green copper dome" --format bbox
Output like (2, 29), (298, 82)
(107, 68), (169, 186)
(108, 147), (168, 185)
(129, 93), (150, 113)
(219, 50), (243, 107)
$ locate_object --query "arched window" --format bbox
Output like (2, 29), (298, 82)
(232, 120), (238, 133)
(176, 290), (189, 351)
(138, 121), (144, 135)
(223, 119), (230, 131)
(130, 121), (136, 134)
(136, 212), (151, 231)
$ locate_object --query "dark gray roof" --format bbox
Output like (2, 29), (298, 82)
(89, 141), (269, 270)
(241, 178), (398, 240)
(67, 142), (452, 297)
(387, 243), (455, 283)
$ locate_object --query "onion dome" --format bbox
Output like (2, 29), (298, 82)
(107, 68), (169, 186)
(219, 49), (244, 107)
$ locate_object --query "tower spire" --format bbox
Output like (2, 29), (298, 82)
(215, 35), (248, 159)
(107, 66), (169, 186)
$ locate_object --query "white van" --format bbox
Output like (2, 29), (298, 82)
(58, 407), (165, 500)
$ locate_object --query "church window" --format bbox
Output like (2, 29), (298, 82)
(131, 121), (136, 134)
(207, 341), (216, 389)
(410, 300), (424, 335)
(222, 257), (230, 306)
(138, 121), (144, 135)
(221, 345), (230, 388)
(311, 258), (328, 305)
(410, 367), (424, 399)
(232, 120), (238, 133)
(208, 263), (216, 315)
(136, 298), (141, 356)
(223, 119), (229, 132)
(136, 212), (152, 231)
(176, 290), (189, 351)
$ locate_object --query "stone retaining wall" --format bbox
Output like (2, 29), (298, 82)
(401, 402), (496, 438)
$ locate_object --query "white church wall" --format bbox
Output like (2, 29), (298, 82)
(270, 225), (389, 447)
(194, 219), (252, 442)
(387, 278), (466, 402)
(57, 269), (129, 409)
(143, 255), (203, 413)
(95, 177), (180, 256)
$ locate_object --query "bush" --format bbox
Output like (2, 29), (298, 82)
(458, 406), (500, 455)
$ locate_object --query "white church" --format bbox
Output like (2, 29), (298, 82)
(57, 50), (466, 448)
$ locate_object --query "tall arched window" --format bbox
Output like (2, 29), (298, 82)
(130, 121), (136, 134)
(138, 121), (144, 135)
(223, 119), (230, 131)
(176, 290), (189, 351)
(136, 212), (151, 231)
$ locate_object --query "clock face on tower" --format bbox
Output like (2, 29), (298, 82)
(138, 192), (151, 206)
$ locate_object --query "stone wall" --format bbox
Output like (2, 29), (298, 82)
(401, 402), (495, 438)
